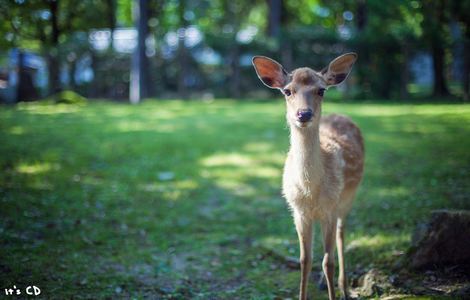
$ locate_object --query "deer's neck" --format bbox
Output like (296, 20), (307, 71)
(289, 123), (324, 185)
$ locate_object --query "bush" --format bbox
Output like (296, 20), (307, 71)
(54, 90), (87, 104)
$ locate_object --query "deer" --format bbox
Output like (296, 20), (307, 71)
(252, 53), (364, 300)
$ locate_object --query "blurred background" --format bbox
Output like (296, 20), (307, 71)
(1, 0), (469, 103)
(2, 1), (470, 298)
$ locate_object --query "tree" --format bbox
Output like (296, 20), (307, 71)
(420, 0), (451, 97)
(105, 0), (117, 49)
(1, 0), (112, 96)
(177, 0), (189, 98)
(130, 0), (149, 103)
(267, 0), (282, 39)
(313, 0), (423, 99)
(196, 0), (264, 97)
(451, 0), (470, 100)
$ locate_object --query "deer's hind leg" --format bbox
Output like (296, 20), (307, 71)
(336, 191), (356, 300)
(321, 216), (337, 300)
(336, 217), (349, 300)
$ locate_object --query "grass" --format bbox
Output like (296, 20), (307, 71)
(1, 99), (469, 299)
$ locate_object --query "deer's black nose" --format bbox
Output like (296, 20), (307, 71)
(297, 109), (313, 122)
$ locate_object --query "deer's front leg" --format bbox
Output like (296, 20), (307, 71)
(294, 211), (313, 300)
(321, 217), (338, 300)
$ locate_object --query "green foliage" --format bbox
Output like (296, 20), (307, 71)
(1, 0), (466, 99)
(53, 90), (87, 104)
(117, 0), (133, 27)
(1, 100), (469, 298)
(0, 0), (111, 49)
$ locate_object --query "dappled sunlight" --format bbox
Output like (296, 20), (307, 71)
(200, 166), (259, 196)
(7, 126), (26, 135)
(138, 179), (199, 201)
(208, 178), (256, 197)
(81, 175), (105, 186)
(242, 141), (278, 153)
(17, 102), (83, 115)
(139, 182), (163, 192)
(114, 120), (152, 132)
(258, 236), (294, 255)
(202, 153), (254, 167)
(99, 105), (189, 120)
(97, 106), (135, 118)
(16, 162), (59, 175)
(111, 119), (183, 133)
(254, 166), (281, 178)
(325, 103), (470, 118)
(346, 233), (407, 254)
(373, 186), (409, 199)
(200, 151), (283, 197)
(201, 150), (284, 169)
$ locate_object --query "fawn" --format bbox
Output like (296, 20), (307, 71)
(252, 53), (364, 300)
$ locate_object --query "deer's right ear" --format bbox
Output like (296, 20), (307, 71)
(252, 56), (289, 89)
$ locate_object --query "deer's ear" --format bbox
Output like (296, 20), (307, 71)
(321, 53), (357, 86)
(252, 56), (289, 89)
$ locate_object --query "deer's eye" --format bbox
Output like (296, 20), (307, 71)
(318, 88), (326, 97)
(283, 89), (292, 96)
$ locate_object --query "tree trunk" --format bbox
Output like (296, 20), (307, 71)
(16, 50), (38, 102)
(356, 0), (370, 98)
(130, 0), (149, 103)
(430, 0), (450, 98)
(69, 59), (77, 90)
(400, 43), (410, 100)
(15, 50), (24, 102)
(106, 0), (116, 50)
(431, 41), (450, 97)
(279, 1), (292, 70)
(48, 0), (61, 94)
(267, 0), (281, 39)
(229, 44), (240, 98)
(177, 0), (188, 99)
(281, 38), (293, 71)
(177, 28), (188, 99)
(48, 54), (60, 95)
(463, 35), (470, 101)
(356, 0), (367, 31)
(89, 52), (98, 97)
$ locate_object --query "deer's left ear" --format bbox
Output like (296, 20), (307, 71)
(321, 53), (357, 86)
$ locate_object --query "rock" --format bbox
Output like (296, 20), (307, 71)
(357, 268), (390, 297)
(408, 210), (470, 269)
(359, 269), (381, 297)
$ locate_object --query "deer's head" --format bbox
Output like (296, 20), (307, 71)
(252, 53), (357, 129)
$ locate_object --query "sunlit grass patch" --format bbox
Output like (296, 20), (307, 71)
(8, 125), (26, 135)
(16, 101), (85, 114)
(346, 233), (408, 260)
(16, 161), (59, 174)
(202, 153), (254, 167)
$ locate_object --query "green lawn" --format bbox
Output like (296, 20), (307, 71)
(1, 100), (469, 299)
